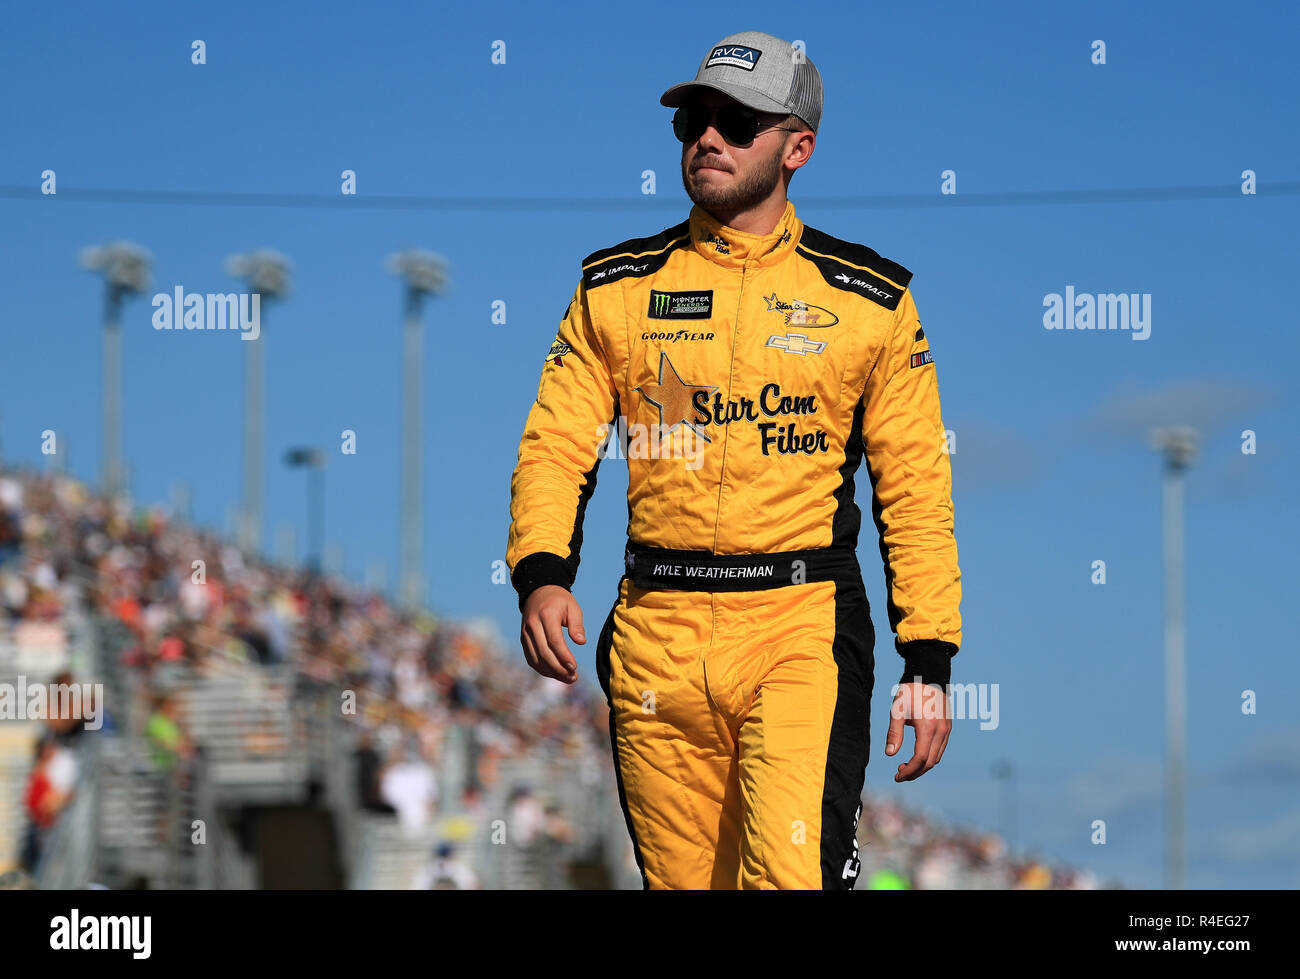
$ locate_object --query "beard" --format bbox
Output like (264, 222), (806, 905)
(681, 142), (784, 215)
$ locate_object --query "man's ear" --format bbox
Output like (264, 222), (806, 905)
(785, 131), (814, 172)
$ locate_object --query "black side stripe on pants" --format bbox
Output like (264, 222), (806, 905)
(595, 578), (649, 890)
(820, 572), (875, 889)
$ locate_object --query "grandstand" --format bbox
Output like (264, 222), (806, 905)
(0, 465), (1097, 889)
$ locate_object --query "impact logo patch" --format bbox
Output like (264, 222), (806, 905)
(833, 272), (894, 303)
(547, 339), (572, 366)
(590, 261), (648, 281)
(648, 289), (713, 320)
(910, 349), (934, 368)
(706, 44), (762, 71)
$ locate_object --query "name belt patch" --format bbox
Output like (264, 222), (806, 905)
(648, 289), (713, 320)
(624, 542), (860, 592)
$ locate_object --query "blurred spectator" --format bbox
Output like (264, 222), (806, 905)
(21, 737), (70, 872)
(379, 748), (438, 831)
(157, 634), (187, 664)
(865, 868), (911, 889)
(460, 783), (486, 821)
(508, 786), (546, 846)
(45, 670), (91, 745)
(44, 738), (79, 798)
(0, 477), (22, 568)
(1015, 862), (1053, 890)
(410, 842), (480, 890)
(232, 600), (274, 666)
(145, 694), (193, 771)
(543, 803), (575, 846)
(355, 731), (396, 815)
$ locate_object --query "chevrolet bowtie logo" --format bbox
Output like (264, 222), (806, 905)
(765, 333), (826, 356)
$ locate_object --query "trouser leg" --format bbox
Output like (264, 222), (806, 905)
(723, 578), (875, 889)
(596, 580), (741, 889)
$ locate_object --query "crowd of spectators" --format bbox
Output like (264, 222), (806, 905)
(857, 796), (1106, 890)
(0, 467), (611, 886)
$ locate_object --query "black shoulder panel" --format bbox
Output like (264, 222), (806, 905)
(796, 225), (913, 311)
(582, 219), (691, 289)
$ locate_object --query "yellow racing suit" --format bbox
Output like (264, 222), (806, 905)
(506, 198), (962, 889)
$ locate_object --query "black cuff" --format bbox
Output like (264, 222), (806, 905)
(897, 638), (958, 690)
(511, 552), (573, 612)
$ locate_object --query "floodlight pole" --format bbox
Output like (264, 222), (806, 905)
(226, 250), (292, 556)
(387, 250), (448, 612)
(81, 241), (151, 500)
(1149, 425), (1198, 890)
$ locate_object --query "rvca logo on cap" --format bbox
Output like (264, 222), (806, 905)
(705, 45), (762, 71)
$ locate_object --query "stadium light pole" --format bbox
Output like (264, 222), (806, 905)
(275, 522), (297, 568)
(1147, 424), (1199, 890)
(386, 249), (448, 613)
(170, 482), (192, 523)
(991, 760), (1017, 853)
(80, 241), (151, 500)
(226, 249), (292, 557)
(284, 447), (326, 575)
(365, 557), (388, 594)
(323, 542), (345, 579)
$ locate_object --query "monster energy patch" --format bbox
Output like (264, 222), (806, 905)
(647, 289), (713, 320)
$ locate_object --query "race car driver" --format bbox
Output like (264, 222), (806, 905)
(506, 30), (962, 889)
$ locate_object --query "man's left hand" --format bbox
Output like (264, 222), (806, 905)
(884, 680), (951, 781)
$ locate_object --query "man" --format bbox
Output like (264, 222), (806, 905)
(506, 30), (962, 889)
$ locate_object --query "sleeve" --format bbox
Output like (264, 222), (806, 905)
(506, 279), (619, 611)
(860, 287), (962, 689)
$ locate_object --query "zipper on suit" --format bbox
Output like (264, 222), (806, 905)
(710, 262), (748, 554)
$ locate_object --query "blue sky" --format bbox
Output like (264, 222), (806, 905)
(2, 1), (1297, 887)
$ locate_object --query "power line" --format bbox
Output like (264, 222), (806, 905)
(1, 181), (1295, 212)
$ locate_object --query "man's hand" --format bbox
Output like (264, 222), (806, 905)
(884, 680), (952, 781)
(520, 585), (584, 684)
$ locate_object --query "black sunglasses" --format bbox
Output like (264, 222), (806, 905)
(671, 102), (800, 146)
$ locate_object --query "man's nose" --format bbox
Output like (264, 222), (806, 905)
(695, 123), (724, 154)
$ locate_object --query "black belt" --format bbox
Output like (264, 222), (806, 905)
(623, 540), (860, 592)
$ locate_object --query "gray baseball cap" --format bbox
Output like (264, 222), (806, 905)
(659, 31), (823, 134)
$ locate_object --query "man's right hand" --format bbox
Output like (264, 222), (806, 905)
(520, 585), (584, 684)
